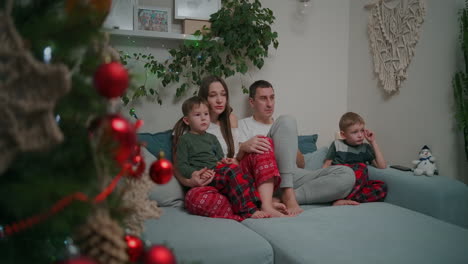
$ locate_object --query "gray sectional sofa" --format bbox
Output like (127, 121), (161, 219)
(139, 137), (468, 264)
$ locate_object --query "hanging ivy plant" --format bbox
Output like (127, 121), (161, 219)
(120, 0), (278, 105)
(453, 0), (468, 160)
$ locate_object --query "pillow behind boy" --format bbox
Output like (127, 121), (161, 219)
(138, 130), (173, 162)
(298, 134), (318, 154)
(141, 145), (184, 208)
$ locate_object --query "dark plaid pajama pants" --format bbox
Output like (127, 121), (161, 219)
(185, 163), (261, 219)
(340, 163), (387, 203)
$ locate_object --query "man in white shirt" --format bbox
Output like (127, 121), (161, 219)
(237, 80), (355, 215)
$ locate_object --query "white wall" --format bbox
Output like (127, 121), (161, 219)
(114, 0), (351, 148)
(348, 0), (468, 183)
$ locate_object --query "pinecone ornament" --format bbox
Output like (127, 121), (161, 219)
(122, 172), (161, 236)
(74, 208), (128, 264)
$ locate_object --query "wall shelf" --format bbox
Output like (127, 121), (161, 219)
(104, 29), (201, 41)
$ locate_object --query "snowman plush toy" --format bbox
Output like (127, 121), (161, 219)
(412, 145), (437, 176)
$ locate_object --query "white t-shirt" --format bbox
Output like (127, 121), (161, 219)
(238, 116), (273, 143)
(206, 122), (239, 157)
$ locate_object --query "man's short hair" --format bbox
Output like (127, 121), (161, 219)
(339, 112), (365, 131)
(249, 80), (273, 98)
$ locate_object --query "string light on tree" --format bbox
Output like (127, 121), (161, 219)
(129, 108), (139, 120)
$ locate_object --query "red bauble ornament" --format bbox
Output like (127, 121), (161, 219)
(57, 256), (97, 264)
(149, 154), (173, 184)
(89, 114), (137, 165)
(66, 0), (112, 15)
(125, 234), (145, 262)
(144, 245), (176, 264)
(94, 62), (129, 99)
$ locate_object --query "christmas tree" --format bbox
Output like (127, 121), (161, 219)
(0, 1), (173, 263)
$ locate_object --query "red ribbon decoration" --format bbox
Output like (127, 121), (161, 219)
(1, 169), (126, 238)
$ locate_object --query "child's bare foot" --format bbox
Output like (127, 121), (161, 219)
(251, 210), (271, 219)
(332, 199), (360, 206)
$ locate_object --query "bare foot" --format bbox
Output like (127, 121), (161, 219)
(251, 210), (271, 219)
(262, 205), (287, 217)
(332, 199), (360, 206)
(273, 202), (288, 214)
(285, 206), (304, 216)
(281, 188), (304, 216)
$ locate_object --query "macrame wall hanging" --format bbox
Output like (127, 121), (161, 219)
(366, 0), (426, 93)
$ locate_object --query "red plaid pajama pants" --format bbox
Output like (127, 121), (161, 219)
(185, 138), (280, 221)
(341, 163), (387, 203)
(240, 137), (281, 190)
(185, 163), (260, 219)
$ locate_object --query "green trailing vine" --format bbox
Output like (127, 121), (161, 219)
(120, 0), (278, 105)
(453, 0), (468, 160)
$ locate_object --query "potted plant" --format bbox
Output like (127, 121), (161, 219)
(453, 0), (468, 160)
(120, 0), (279, 105)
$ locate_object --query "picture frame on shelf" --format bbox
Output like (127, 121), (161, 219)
(134, 5), (171, 33)
(174, 0), (222, 20)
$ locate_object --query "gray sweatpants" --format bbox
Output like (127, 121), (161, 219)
(268, 115), (355, 204)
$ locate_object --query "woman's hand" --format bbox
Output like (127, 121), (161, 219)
(240, 135), (272, 154)
(190, 168), (215, 187)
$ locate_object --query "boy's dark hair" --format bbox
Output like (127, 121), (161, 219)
(180, 95), (208, 116)
(339, 112), (365, 131)
(249, 80), (273, 98)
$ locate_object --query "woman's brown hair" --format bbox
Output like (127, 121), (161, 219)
(198, 76), (235, 158)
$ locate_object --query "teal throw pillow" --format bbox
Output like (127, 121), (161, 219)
(298, 134), (318, 154)
(138, 130), (173, 162)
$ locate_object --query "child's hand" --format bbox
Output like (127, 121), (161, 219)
(200, 169), (215, 180)
(364, 129), (375, 143)
(191, 168), (215, 187)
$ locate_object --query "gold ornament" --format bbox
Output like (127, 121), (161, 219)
(74, 208), (129, 264)
(0, 4), (71, 174)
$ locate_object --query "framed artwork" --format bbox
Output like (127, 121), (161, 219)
(134, 6), (172, 32)
(174, 0), (222, 20)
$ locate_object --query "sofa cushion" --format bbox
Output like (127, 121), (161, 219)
(369, 166), (468, 229)
(242, 202), (468, 264)
(298, 134), (318, 154)
(143, 207), (274, 264)
(142, 146), (184, 207)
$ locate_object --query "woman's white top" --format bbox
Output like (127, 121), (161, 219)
(206, 122), (239, 157)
